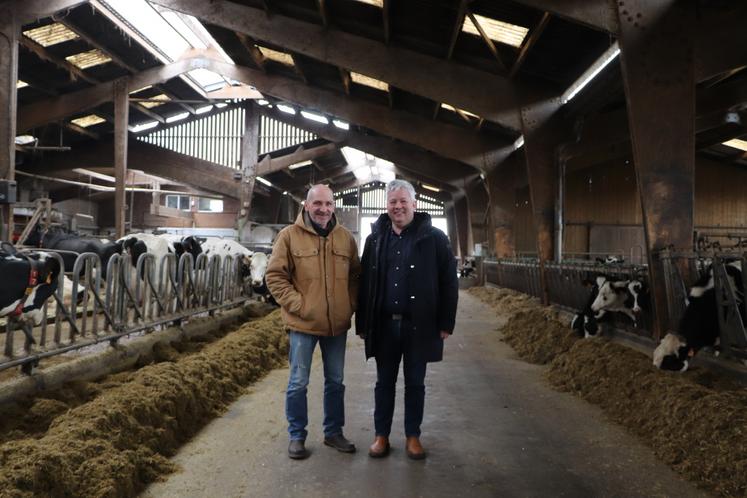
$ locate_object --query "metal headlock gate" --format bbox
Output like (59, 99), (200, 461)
(2, 249), (248, 373)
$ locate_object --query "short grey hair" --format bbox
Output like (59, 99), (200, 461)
(386, 179), (416, 200)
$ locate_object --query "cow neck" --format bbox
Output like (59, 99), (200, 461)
(11, 254), (42, 317)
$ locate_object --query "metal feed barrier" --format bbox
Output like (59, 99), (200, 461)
(1, 249), (249, 373)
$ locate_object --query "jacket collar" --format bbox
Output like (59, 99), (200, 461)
(371, 211), (432, 240)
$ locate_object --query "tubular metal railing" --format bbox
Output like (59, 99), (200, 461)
(2, 249), (248, 373)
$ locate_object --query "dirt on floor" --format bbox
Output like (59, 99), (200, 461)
(468, 286), (747, 498)
(0, 310), (288, 498)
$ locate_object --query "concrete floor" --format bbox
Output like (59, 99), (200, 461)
(142, 291), (708, 498)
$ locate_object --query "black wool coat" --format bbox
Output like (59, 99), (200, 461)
(355, 212), (458, 362)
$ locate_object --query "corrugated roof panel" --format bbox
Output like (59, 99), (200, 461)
(70, 114), (106, 128)
(462, 13), (528, 48)
(65, 49), (112, 69)
(23, 23), (79, 47)
(350, 72), (389, 91)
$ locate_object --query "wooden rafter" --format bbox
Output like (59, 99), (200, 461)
(339, 68), (351, 95)
(383, 0), (391, 44)
(509, 12), (550, 78)
(236, 32), (266, 72)
(466, 10), (506, 73)
(446, 0), (470, 60)
(317, 0), (328, 27)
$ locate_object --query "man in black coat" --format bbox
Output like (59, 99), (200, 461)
(356, 179), (458, 460)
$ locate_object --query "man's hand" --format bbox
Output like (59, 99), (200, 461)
(440, 331), (451, 339)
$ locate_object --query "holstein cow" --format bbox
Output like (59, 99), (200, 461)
(247, 251), (276, 304)
(654, 260), (743, 372)
(25, 225), (121, 280)
(571, 275), (648, 337)
(0, 245), (62, 342)
(199, 237), (254, 287)
(117, 233), (172, 284)
(157, 234), (203, 264)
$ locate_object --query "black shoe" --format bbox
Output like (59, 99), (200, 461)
(288, 439), (310, 459)
(324, 434), (357, 453)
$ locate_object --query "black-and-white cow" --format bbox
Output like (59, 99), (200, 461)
(571, 275), (648, 337)
(199, 237), (253, 284)
(25, 225), (121, 280)
(247, 251), (276, 304)
(654, 260), (743, 372)
(571, 278), (601, 338)
(0, 246), (62, 335)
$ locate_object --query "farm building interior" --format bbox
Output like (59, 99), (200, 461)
(1, 0), (747, 497)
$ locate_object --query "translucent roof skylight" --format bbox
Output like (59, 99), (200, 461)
(350, 72), (389, 92)
(138, 93), (170, 108)
(23, 23), (79, 47)
(16, 80), (28, 89)
(441, 103), (479, 119)
(723, 138), (747, 152)
(71, 114), (106, 128)
(259, 46), (294, 66)
(65, 49), (113, 69)
(353, 0), (383, 7)
(462, 14), (529, 48)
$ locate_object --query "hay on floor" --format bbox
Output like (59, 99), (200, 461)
(469, 285), (747, 497)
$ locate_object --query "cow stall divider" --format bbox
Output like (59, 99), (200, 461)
(1, 249), (248, 374)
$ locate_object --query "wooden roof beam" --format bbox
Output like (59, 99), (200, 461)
(256, 142), (340, 176)
(466, 10), (506, 73)
(148, 0), (527, 130)
(207, 58), (508, 170)
(446, 0), (470, 60)
(383, 0), (391, 44)
(509, 12), (550, 78)
(317, 0), (328, 28)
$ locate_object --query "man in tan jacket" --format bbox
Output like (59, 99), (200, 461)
(265, 184), (360, 459)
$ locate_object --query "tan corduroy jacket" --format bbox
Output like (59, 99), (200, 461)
(265, 211), (360, 336)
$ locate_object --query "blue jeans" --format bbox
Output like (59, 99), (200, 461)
(374, 318), (427, 437)
(286, 331), (347, 441)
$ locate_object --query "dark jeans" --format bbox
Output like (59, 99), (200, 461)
(374, 318), (427, 438)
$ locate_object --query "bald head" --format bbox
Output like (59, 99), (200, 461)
(304, 184), (335, 228)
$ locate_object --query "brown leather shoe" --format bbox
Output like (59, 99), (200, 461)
(368, 436), (390, 458)
(405, 436), (426, 460)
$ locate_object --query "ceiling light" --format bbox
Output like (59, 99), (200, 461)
(301, 111), (328, 124)
(350, 72), (389, 92)
(289, 161), (311, 170)
(422, 184), (440, 192)
(462, 14), (528, 48)
(258, 46), (294, 66)
(166, 112), (189, 123)
(15, 135), (36, 145)
(277, 104), (296, 115)
(138, 93), (170, 108)
(23, 23), (78, 47)
(562, 43), (620, 104)
(196, 105), (213, 114)
(723, 138), (747, 152)
(16, 80), (29, 89)
(132, 121), (159, 133)
(256, 176), (272, 186)
(71, 114), (106, 128)
(65, 49), (112, 70)
(333, 119), (349, 130)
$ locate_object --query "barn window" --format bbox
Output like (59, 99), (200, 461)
(166, 195), (191, 211)
(198, 198), (224, 213)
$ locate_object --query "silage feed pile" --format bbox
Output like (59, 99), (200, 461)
(468, 286), (747, 497)
(0, 310), (287, 498)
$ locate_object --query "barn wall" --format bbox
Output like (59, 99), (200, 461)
(513, 186), (536, 255)
(561, 155), (747, 258)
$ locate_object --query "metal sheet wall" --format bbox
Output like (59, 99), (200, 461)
(259, 115), (316, 154)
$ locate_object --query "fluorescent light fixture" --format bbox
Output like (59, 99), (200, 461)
(301, 110), (328, 124)
(256, 176), (272, 186)
(350, 72), (389, 92)
(333, 119), (349, 130)
(166, 112), (189, 123)
(215, 102), (228, 108)
(15, 135), (36, 145)
(23, 23), (79, 47)
(723, 138), (747, 152)
(71, 114), (106, 128)
(513, 135), (524, 150)
(462, 14), (528, 48)
(65, 49), (112, 69)
(16, 80), (29, 89)
(422, 184), (440, 192)
(289, 161), (312, 170)
(562, 43), (621, 104)
(277, 104), (296, 115)
(195, 104), (213, 114)
(132, 121), (159, 133)
(257, 99), (270, 106)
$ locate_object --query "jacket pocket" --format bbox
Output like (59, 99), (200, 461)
(292, 248), (319, 281)
(332, 246), (352, 281)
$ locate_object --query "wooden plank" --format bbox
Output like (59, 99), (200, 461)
(113, 80), (128, 238)
(238, 101), (259, 242)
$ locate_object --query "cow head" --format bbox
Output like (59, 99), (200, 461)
(653, 333), (691, 372)
(590, 276), (626, 313)
(249, 252), (269, 288)
(122, 237), (148, 268)
(18, 252), (62, 326)
(181, 236), (203, 260)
